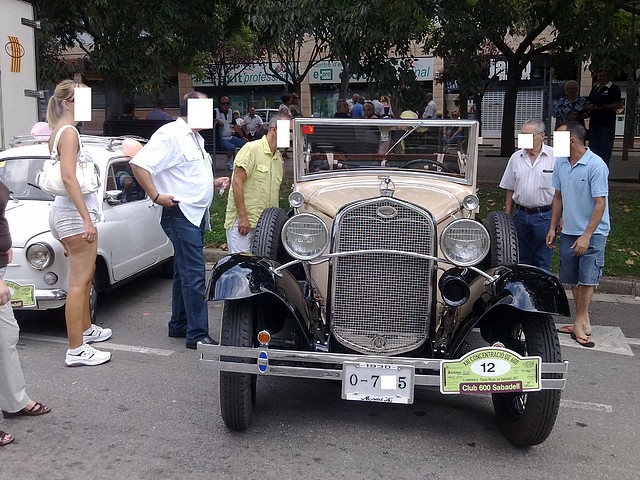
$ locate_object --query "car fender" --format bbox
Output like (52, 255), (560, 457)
(449, 265), (570, 356)
(207, 254), (315, 340)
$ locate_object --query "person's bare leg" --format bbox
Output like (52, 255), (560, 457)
(62, 235), (97, 349)
(573, 284), (594, 339)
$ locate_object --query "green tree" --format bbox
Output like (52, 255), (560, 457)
(36, 0), (229, 119)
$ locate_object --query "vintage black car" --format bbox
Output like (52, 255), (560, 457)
(199, 118), (570, 447)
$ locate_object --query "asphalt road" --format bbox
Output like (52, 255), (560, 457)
(3, 270), (639, 480)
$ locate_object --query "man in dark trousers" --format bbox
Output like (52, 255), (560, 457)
(585, 70), (622, 166)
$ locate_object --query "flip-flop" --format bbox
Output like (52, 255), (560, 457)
(0, 430), (14, 446)
(557, 325), (591, 337)
(2, 401), (51, 418)
(571, 332), (595, 348)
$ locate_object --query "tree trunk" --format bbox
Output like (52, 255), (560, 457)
(339, 58), (350, 100)
(622, 65), (636, 163)
(500, 61), (522, 156)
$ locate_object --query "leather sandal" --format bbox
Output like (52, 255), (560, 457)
(2, 401), (51, 418)
(0, 430), (14, 446)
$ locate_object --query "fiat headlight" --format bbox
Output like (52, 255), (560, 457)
(26, 242), (54, 269)
(282, 213), (329, 260)
(440, 219), (490, 266)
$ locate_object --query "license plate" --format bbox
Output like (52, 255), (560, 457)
(342, 362), (415, 404)
(5, 280), (36, 308)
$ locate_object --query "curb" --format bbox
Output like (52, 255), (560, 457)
(204, 248), (638, 297)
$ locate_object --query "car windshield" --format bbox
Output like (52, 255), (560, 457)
(0, 156), (54, 200)
(293, 118), (478, 184)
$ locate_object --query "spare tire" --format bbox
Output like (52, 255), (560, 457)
(251, 207), (292, 264)
(481, 211), (519, 268)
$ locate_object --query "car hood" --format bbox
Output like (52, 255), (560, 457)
(5, 200), (53, 247)
(296, 176), (472, 220)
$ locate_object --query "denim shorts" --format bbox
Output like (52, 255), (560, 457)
(559, 234), (607, 286)
(49, 206), (98, 240)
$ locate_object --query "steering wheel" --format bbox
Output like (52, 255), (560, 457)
(398, 159), (456, 173)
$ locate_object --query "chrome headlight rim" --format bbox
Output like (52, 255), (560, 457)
(281, 213), (329, 261)
(462, 194), (479, 212)
(26, 242), (55, 270)
(440, 219), (490, 267)
(288, 190), (305, 208)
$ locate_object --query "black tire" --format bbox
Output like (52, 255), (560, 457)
(159, 256), (174, 279)
(250, 207), (292, 264)
(89, 277), (98, 324)
(219, 299), (257, 431)
(481, 211), (519, 268)
(491, 313), (562, 447)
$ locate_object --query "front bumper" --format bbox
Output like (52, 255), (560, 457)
(198, 344), (569, 391)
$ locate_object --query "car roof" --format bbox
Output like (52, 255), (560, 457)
(1, 135), (146, 163)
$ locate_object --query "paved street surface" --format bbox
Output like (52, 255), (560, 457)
(2, 271), (639, 480)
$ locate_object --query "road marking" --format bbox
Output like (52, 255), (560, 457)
(20, 334), (175, 357)
(557, 325), (634, 356)
(560, 399), (613, 413)
(628, 337), (640, 346)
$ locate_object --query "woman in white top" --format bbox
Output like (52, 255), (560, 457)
(46, 80), (112, 367)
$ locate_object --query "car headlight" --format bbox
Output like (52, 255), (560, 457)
(26, 242), (54, 269)
(440, 219), (490, 266)
(282, 213), (329, 260)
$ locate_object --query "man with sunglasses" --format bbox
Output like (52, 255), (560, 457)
(215, 96), (246, 170)
(499, 118), (555, 271)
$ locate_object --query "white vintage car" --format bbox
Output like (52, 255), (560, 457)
(0, 134), (174, 321)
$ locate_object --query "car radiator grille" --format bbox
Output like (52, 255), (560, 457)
(331, 199), (435, 355)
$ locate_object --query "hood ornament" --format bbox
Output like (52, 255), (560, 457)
(379, 176), (395, 197)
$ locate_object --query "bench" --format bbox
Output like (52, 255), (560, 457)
(103, 119), (172, 140)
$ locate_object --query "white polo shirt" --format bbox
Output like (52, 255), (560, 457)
(130, 117), (214, 227)
(499, 143), (555, 208)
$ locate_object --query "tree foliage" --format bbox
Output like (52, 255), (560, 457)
(36, 0), (230, 118)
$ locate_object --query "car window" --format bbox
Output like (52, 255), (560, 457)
(105, 161), (146, 204)
(296, 120), (475, 181)
(0, 156), (53, 200)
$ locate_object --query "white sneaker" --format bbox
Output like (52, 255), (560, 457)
(65, 344), (111, 367)
(83, 324), (112, 344)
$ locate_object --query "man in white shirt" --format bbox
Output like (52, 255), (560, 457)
(243, 107), (264, 141)
(499, 119), (555, 270)
(131, 91), (229, 349)
(422, 93), (437, 119)
(215, 96), (246, 170)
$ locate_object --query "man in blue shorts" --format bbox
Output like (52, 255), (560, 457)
(546, 121), (610, 348)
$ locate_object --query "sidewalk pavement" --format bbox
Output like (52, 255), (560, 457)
(206, 141), (640, 297)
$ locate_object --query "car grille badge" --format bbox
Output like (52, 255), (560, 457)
(379, 176), (395, 197)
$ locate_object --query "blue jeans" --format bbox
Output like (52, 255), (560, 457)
(161, 206), (208, 343)
(221, 136), (246, 154)
(588, 125), (615, 166)
(513, 208), (553, 271)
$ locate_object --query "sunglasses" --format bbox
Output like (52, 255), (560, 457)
(221, 102), (230, 105)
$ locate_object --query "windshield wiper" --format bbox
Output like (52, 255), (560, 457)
(384, 122), (426, 156)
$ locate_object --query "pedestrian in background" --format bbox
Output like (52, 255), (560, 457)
(546, 121), (610, 348)
(225, 113), (289, 253)
(215, 96), (246, 171)
(585, 70), (622, 166)
(422, 93), (437, 119)
(47, 79), (112, 367)
(243, 107), (264, 141)
(553, 80), (589, 128)
(499, 119), (555, 271)
(0, 181), (51, 447)
(334, 99), (350, 118)
(146, 98), (173, 121)
(131, 91), (229, 350)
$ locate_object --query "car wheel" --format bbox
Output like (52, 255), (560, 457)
(481, 211), (519, 268)
(159, 256), (174, 279)
(89, 277), (98, 324)
(250, 207), (292, 264)
(219, 299), (257, 431)
(491, 313), (562, 447)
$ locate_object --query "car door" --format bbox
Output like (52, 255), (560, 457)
(101, 158), (172, 282)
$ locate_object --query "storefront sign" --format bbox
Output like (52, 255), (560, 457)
(309, 57), (434, 84)
(194, 63), (286, 87)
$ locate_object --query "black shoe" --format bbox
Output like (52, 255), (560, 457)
(168, 331), (186, 338)
(186, 335), (219, 350)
